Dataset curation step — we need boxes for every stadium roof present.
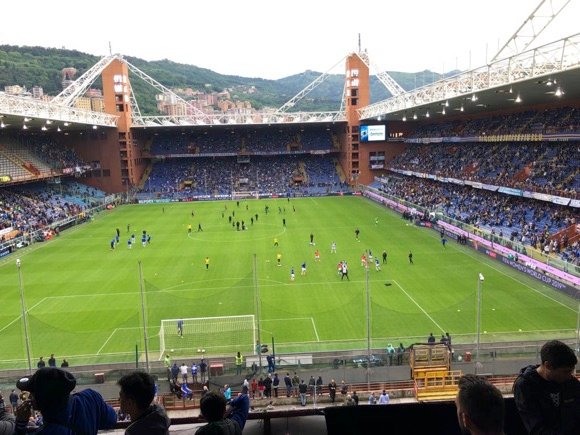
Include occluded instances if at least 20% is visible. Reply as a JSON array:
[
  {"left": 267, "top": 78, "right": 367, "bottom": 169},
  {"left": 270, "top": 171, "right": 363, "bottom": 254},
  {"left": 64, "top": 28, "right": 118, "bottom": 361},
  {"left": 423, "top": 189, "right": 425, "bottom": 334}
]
[{"left": 360, "top": 33, "right": 580, "bottom": 122}]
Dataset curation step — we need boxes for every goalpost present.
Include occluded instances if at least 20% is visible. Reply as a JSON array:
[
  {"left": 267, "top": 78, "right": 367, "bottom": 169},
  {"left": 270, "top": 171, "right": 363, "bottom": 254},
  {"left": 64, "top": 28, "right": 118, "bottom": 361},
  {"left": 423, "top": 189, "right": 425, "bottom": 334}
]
[
  {"left": 159, "top": 315, "right": 255, "bottom": 359},
  {"left": 231, "top": 191, "right": 259, "bottom": 200}
]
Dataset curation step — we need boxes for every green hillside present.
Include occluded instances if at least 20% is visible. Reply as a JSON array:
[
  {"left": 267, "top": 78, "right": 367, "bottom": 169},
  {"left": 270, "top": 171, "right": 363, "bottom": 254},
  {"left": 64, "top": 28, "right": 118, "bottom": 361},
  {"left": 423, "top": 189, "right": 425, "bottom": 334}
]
[{"left": 0, "top": 45, "right": 456, "bottom": 114}]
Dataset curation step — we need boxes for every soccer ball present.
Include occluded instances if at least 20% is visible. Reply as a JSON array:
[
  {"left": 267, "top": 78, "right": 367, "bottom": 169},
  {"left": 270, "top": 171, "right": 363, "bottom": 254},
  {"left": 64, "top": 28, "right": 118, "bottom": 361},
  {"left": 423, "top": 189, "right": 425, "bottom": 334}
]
[
  {"left": 201, "top": 349, "right": 206, "bottom": 353},
  {"left": 457, "top": 355, "right": 463, "bottom": 362},
  {"left": 197, "top": 348, "right": 201, "bottom": 353},
  {"left": 313, "top": 243, "right": 316, "bottom": 246}
]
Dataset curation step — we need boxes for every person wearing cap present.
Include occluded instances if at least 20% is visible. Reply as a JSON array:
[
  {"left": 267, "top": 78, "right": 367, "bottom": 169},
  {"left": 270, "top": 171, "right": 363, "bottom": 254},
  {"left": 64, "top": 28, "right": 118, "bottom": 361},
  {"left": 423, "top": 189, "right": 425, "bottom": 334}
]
[
  {"left": 117, "top": 371, "right": 170, "bottom": 434},
  {"left": 14, "top": 367, "right": 117, "bottom": 434}
]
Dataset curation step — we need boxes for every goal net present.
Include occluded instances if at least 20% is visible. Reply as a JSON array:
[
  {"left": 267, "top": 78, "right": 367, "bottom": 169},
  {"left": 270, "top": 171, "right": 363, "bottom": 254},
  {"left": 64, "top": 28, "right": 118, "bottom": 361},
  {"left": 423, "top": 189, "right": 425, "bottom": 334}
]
[
  {"left": 159, "top": 315, "right": 255, "bottom": 359},
  {"left": 232, "top": 191, "right": 259, "bottom": 200}
]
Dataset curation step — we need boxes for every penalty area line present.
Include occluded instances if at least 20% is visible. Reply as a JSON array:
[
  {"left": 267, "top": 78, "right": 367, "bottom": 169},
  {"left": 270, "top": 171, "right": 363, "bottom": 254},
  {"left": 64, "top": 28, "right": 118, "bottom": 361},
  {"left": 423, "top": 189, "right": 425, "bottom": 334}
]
[
  {"left": 311, "top": 317, "right": 320, "bottom": 342},
  {"left": 0, "top": 297, "right": 47, "bottom": 335},
  {"left": 97, "top": 328, "right": 118, "bottom": 355}
]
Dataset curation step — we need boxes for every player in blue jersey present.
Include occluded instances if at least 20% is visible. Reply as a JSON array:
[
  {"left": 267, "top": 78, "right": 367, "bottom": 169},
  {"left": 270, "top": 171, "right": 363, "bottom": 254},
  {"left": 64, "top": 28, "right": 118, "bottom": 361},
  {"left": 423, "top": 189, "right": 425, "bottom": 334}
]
[{"left": 177, "top": 319, "right": 184, "bottom": 337}]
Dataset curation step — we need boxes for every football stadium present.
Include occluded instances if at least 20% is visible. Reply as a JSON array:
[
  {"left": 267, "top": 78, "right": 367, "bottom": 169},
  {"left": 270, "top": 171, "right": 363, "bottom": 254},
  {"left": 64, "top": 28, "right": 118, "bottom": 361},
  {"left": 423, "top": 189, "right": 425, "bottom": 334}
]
[{"left": 1, "top": 4, "right": 579, "bottom": 434}]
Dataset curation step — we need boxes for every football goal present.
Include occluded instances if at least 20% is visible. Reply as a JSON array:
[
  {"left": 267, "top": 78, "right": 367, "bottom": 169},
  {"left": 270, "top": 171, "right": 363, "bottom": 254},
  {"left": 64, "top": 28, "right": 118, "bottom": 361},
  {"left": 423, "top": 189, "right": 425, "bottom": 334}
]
[{"left": 159, "top": 315, "right": 255, "bottom": 359}]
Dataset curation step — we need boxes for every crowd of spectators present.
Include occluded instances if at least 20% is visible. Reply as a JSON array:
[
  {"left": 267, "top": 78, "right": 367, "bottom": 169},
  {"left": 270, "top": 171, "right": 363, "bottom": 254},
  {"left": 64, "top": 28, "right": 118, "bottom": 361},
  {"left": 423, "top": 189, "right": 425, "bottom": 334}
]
[
  {"left": 149, "top": 127, "right": 335, "bottom": 155},
  {"left": 142, "top": 155, "right": 347, "bottom": 198},
  {"left": 389, "top": 142, "right": 579, "bottom": 198},
  {"left": 409, "top": 107, "right": 580, "bottom": 138},
  {"left": 1, "top": 134, "right": 87, "bottom": 174},
  {"left": 303, "top": 156, "right": 347, "bottom": 194},
  {"left": 377, "top": 175, "right": 578, "bottom": 265},
  {"left": 0, "top": 183, "right": 89, "bottom": 235}
]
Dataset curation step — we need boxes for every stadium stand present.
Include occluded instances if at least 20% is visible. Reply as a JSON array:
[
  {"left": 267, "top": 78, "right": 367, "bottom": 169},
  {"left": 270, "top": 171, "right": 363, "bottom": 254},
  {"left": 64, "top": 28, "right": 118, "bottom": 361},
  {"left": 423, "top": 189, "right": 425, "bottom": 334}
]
[
  {"left": 389, "top": 142, "right": 578, "bottom": 198},
  {"left": 408, "top": 107, "right": 580, "bottom": 138},
  {"left": 376, "top": 175, "right": 578, "bottom": 265}
]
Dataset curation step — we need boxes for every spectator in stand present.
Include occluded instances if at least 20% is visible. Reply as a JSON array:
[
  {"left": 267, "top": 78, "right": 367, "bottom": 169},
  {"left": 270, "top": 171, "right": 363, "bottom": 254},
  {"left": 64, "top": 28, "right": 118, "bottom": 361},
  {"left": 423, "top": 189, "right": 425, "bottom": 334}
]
[
  {"left": 513, "top": 340, "right": 580, "bottom": 434},
  {"left": 117, "top": 371, "right": 170, "bottom": 434},
  {"left": 298, "top": 380, "right": 308, "bottom": 406},
  {"left": 0, "top": 392, "right": 15, "bottom": 435},
  {"left": 456, "top": 374, "right": 505, "bottom": 435},
  {"left": 14, "top": 367, "right": 116, "bottom": 434},
  {"left": 378, "top": 390, "right": 390, "bottom": 404},
  {"left": 196, "top": 387, "right": 249, "bottom": 435}
]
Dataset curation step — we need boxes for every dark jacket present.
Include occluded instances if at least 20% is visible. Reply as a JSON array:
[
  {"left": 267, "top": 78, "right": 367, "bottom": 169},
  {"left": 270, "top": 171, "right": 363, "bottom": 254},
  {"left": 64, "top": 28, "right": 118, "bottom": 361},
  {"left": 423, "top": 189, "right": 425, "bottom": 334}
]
[
  {"left": 195, "top": 419, "right": 241, "bottom": 435},
  {"left": 125, "top": 404, "right": 170, "bottom": 435},
  {"left": 0, "top": 407, "right": 15, "bottom": 435},
  {"left": 15, "top": 389, "right": 116, "bottom": 435},
  {"left": 513, "top": 364, "right": 580, "bottom": 435}
]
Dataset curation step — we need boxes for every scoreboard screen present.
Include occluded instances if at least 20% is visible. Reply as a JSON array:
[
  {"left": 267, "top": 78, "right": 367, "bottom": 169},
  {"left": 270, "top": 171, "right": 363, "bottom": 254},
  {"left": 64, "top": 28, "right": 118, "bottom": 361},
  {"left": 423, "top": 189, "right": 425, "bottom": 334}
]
[{"left": 360, "top": 125, "right": 386, "bottom": 142}]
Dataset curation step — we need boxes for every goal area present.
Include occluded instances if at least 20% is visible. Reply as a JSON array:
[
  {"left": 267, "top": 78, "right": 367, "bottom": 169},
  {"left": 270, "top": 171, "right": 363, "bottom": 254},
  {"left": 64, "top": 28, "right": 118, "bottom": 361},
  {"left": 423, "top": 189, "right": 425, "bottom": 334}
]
[{"left": 159, "top": 315, "right": 255, "bottom": 359}]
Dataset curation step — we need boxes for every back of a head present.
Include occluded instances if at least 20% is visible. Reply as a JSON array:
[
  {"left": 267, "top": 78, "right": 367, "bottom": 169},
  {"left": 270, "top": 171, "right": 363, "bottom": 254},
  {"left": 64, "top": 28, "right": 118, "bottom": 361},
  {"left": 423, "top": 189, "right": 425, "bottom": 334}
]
[
  {"left": 117, "top": 371, "right": 155, "bottom": 411},
  {"left": 457, "top": 374, "right": 504, "bottom": 434},
  {"left": 540, "top": 340, "right": 577, "bottom": 369},
  {"left": 200, "top": 391, "right": 226, "bottom": 423}
]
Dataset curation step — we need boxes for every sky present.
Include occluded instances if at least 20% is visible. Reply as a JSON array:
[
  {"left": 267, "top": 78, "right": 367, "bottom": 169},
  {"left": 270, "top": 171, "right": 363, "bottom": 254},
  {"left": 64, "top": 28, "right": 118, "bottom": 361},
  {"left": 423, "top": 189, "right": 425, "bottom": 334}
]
[{"left": 1, "top": 0, "right": 579, "bottom": 80}]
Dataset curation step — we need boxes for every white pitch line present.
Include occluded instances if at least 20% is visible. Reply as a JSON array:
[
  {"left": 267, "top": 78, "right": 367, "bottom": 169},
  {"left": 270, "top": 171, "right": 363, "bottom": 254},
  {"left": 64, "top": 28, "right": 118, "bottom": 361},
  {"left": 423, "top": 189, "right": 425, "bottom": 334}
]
[
  {"left": 27, "top": 297, "right": 48, "bottom": 312},
  {"left": 311, "top": 317, "right": 320, "bottom": 342},
  {"left": 0, "top": 316, "right": 22, "bottom": 334},
  {"left": 97, "top": 328, "right": 118, "bottom": 355},
  {"left": 32, "top": 278, "right": 387, "bottom": 302},
  {"left": 0, "top": 297, "right": 48, "bottom": 334},
  {"left": 443, "top": 239, "right": 577, "bottom": 312},
  {"left": 392, "top": 280, "right": 445, "bottom": 333},
  {"left": 261, "top": 317, "right": 313, "bottom": 323}
]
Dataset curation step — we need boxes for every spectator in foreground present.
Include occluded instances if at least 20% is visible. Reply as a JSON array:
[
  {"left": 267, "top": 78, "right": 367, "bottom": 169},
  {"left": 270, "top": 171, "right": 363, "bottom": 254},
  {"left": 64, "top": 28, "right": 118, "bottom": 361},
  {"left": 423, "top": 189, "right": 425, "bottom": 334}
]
[
  {"left": 117, "top": 371, "right": 170, "bottom": 434},
  {"left": 0, "top": 392, "right": 15, "bottom": 435},
  {"left": 456, "top": 374, "right": 505, "bottom": 435},
  {"left": 196, "top": 387, "right": 249, "bottom": 434},
  {"left": 513, "top": 340, "right": 580, "bottom": 434},
  {"left": 14, "top": 367, "right": 117, "bottom": 434}
]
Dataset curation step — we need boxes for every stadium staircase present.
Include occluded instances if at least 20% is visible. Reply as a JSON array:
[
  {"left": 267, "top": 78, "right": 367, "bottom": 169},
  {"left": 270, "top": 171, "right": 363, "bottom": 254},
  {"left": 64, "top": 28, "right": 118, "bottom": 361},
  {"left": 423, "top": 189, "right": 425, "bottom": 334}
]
[
  {"left": 334, "top": 160, "right": 346, "bottom": 183},
  {"left": 4, "top": 142, "right": 53, "bottom": 177},
  {"left": 512, "top": 165, "right": 531, "bottom": 183},
  {"left": 137, "top": 162, "right": 153, "bottom": 190},
  {"left": 297, "top": 161, "right": 308, "bottom": 184},
  {"left": 462, "top": 162, "right": 478, "bottom": 177},
  {"left": 549, "top": 223, "right": 580, "bottom": 247},
  {"left": 0, "top": 144, "right": 36, "bottom": 178}
]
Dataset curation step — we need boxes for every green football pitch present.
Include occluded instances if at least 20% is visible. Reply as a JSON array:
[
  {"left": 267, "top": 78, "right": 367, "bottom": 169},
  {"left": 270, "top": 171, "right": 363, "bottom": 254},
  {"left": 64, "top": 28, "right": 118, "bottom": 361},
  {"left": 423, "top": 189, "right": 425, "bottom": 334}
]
[{"left": 0, "top": 196, "right": 576, "bottom": 369}]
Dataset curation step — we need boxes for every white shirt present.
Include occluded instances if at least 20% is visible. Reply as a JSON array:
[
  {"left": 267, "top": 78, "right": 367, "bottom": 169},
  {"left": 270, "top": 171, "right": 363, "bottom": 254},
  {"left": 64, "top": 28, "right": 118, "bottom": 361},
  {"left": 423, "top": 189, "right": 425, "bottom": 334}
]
[{"left": 379, "top": 393, "right": 389, "bottom": 404}]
